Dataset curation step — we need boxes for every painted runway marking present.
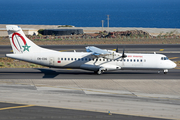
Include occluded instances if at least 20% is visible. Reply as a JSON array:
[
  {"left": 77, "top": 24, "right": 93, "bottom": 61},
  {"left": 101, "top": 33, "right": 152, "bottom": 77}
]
[
  {"left": 66, "top": 68, "right": 72, "bottom": 70},
  {"left": 175, "top": 67, "right": 180, "bottom": 69},
  {"left": 0, "top": 105, "right": 34, "bottom": 111},
  {"left": 169, "top": 57, "right": 179, "bottom": 60}
]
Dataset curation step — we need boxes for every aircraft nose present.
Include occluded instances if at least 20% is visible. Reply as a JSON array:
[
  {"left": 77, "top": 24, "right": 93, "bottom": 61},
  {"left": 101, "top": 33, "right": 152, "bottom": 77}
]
[{"left": 171, "top": 61, "right": 177, "bottom": 68}]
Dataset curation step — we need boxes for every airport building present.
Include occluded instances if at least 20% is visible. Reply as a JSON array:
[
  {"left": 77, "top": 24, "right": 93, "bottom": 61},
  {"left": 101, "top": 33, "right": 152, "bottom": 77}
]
[{"left": 43, "top": 29, "right": 83, "bottom": 36}]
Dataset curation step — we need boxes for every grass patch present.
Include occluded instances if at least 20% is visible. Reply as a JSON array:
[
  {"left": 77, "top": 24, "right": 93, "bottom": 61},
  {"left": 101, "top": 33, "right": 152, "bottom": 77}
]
[{"left": 0, "top": 57, "right": 47, "bottom": 68}]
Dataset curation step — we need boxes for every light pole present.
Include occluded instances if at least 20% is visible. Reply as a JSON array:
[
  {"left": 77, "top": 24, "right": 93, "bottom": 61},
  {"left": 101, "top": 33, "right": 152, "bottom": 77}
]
[{"left": 101, "top": 20, "right": 104, "bottom": 31}]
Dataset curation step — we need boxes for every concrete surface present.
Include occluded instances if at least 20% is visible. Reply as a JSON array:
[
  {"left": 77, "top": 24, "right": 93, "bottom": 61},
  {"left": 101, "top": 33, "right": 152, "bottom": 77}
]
[{"left": 0, "top": 79, "right": 180, "bottom": 119}]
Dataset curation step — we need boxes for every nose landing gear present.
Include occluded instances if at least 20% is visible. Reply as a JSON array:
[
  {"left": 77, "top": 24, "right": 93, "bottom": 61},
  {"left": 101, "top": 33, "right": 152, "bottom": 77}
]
[{"left": 164, "top": 69, "right": 168, "bottom": 74}]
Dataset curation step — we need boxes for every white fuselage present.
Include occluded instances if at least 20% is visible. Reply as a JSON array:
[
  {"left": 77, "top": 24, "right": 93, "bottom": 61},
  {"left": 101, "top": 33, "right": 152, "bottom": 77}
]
[
  {"left": 6, "top": 50, "right": 176, "bottom": 71},
  {"left": 5, "top": 25, "right": 176, "bottom": 74}
]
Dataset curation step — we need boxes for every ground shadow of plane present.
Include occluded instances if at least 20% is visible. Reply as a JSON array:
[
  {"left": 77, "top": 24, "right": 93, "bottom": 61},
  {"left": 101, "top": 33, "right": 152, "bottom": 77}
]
[
  {"left": 36, "top": 68, "right": 60, "bottom": 78},
  {"left": 0, "top": 68, "right": 178, "bottom": 79},
  {"left": 36, "top": 68, "right": 159, "bottom": 78}
]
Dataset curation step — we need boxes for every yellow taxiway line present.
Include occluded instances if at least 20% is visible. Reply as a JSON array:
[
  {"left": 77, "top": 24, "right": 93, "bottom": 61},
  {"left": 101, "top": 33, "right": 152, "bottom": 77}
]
[
  {"left": 0, "top": 105, "right": 34, "bottom": 111},
  {"left": 0, "top": 101, "right": 175, "bottom": 120},
  {"left": 169, "top": 57, "right": 179, "bottom": 60}
]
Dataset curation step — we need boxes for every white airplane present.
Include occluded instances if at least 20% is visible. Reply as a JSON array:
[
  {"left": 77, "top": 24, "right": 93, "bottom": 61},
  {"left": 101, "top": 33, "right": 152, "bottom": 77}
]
[{"left": 6, "top": 25, "right": 176, "bottom": 75}]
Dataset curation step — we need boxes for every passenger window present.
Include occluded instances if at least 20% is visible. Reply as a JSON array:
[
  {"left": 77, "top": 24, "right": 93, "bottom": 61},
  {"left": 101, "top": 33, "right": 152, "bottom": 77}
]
[
  {"left": 99, "top": 59, "right": 101, "bottom": 61},
  {"left": 140, "top": 59, "right": 142, "bottom": 62},
  {"left": 127, "top": 59, "right": 129, "bottom": 62},
  {"left": 61, "top": 58, "right": 63, "bottom": 60},
  {"left": 124, "top": 59, "right": 126, "bottom": 62},
  {"left": 78, "top": 58, "right": 80, "bottom": 61},
  {"left": 71, "top": 58, "right": 73, "bottom": 60},
  {"left": 85, "top": 58, "right": 87, "bottom": 61},
  {"left": 161, "top": 57, "right": 163, "bottom": 60},
  {"left": 134, "top": 59, "right": 136, "bottom": 62},
  {"left": 65, "top": 58, "right": 66, "bottom": 60},
  {"left": 68, "top": 58, "right": 70, "bottom": 60},
  {"left": 137, "top": 59, "right": 139, "bottom": 62},
  {"left": 89, "top": 58, "right": 91, "bottom": 61},
  {"left": 103, "top": 59, "right": 105, "bottom": 61},
  {"left": 75, "top": 58, "right": 76, "bottom": 60},
  {"left": 81, "top": 58, "right": 84, "bottom": 61}
]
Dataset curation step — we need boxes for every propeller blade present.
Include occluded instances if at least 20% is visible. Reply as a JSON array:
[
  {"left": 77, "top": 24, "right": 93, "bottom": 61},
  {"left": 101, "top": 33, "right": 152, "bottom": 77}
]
[
  {"left": 116, "top": 45, "right": 118, "bottom": 52},
  {"left": 122, "top": 47, "right": 127, "bottom": 58}
]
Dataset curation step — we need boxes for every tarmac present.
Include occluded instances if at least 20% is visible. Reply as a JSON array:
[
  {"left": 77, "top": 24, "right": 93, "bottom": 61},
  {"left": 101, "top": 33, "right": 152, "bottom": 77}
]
[
  {"left": 0, "top": 35, "right": 180, "bottom": 119},
  {"left": 0, "top": 79, "right": 180, "bottom": 119}
]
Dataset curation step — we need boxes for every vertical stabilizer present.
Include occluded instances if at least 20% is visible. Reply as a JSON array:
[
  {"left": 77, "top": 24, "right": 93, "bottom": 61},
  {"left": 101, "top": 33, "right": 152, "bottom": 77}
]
[{"left": 6, "top": 25, "right": 41, "bottom": 54}]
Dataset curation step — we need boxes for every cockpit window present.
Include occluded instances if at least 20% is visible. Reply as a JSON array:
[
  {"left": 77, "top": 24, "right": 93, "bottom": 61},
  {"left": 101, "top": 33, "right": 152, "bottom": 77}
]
[{"left": 161, "top": 57, "right": 168, "bottom": 60}]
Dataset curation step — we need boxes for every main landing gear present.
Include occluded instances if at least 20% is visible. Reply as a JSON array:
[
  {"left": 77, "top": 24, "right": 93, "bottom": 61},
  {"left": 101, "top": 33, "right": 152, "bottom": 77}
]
[
  {"left": 94, "top": 70, "right": 102, "bottom": 75},
  {"left": 94, "top": 68, "right": 105, "bottom": 75}
]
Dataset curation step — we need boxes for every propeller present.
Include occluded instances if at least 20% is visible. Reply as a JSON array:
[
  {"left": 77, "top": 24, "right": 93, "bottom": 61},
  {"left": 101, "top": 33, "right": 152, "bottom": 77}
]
[
  {"left": 111, "top": 46, "right": 127, "bottom": 60},
  {"left": 122, "top": 47, "right": 127, "bottom": 58},
  {"left": 116, "top": 45, "right": 118, "bottom": 52},
  {"left": 121, "top": 47, "right": 127, "bottom": 66}
]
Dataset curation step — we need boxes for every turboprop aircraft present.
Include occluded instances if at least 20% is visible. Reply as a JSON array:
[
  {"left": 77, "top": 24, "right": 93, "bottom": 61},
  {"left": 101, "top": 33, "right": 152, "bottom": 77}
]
[{"left": 6, "top": 25, "right": 176, "bottom": 75}]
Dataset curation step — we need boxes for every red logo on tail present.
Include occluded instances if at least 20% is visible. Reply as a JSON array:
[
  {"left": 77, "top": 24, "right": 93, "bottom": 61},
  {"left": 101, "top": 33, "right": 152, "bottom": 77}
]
[{"left": 12, "top": 33, "right": 27, "bottom": 52}]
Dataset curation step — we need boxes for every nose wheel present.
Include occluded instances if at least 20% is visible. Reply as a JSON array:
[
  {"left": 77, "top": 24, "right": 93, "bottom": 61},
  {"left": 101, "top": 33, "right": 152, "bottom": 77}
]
[{"left": 164, "top": 69, "right": 168, "bottom": 74}]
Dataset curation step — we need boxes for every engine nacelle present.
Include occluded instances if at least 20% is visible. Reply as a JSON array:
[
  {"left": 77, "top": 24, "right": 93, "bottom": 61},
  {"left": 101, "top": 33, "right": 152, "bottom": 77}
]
[
  {"left": 80, "top": 64, "right": 100, "bottom": 71},
  {"left": 100, "top": 65, "right": 121, "bottom": 71}
]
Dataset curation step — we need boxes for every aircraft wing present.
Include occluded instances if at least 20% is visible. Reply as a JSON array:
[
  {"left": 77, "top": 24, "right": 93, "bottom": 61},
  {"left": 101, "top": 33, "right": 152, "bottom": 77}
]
[{"left": 86, "top": 46, "right": 111, "bottom": 57}]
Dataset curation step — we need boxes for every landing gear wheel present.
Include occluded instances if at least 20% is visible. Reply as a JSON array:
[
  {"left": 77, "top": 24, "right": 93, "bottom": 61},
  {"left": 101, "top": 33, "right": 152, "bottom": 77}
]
[
  {"left": 164, "top": 69, "right": 168, "bottom": 74},
  {"left": 97, "top": 70, "right": 102, "bottom": 75}
]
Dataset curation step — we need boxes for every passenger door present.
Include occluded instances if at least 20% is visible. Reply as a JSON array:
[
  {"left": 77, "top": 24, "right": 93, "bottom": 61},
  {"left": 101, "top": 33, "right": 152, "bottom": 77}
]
[{"left": 49, "top": 57, "right": 54, "bottom": 66}]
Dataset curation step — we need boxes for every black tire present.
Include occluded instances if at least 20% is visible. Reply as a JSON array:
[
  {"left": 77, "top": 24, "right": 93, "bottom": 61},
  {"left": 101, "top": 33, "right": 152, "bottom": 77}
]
[{"left": 97, "top": 70, "right": 102, "bottom": 75}]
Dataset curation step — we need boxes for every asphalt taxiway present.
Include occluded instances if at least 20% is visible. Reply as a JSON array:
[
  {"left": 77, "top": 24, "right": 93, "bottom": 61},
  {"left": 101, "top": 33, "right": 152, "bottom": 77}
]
[
  {"left": 0, "top": 102, "right": 166, "bottom": 120},
  {"left": 0, "top": 68, "right": 180, "bottom": 79},
  {"left": 0, "top": 79, "right": 180, "bottom": 120},
  {"left": 0, "top": 44, "right": 180, "bottom": 120}
]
